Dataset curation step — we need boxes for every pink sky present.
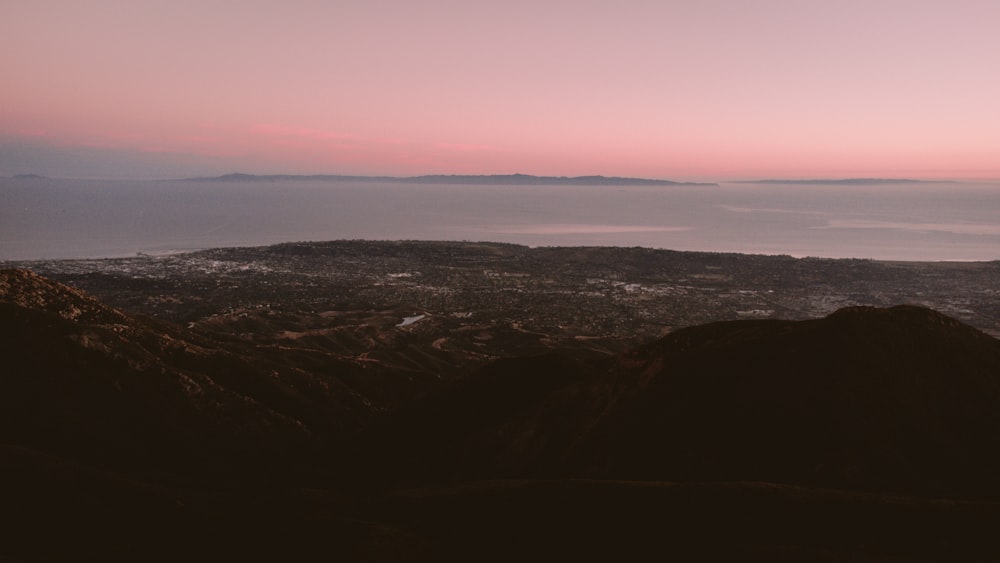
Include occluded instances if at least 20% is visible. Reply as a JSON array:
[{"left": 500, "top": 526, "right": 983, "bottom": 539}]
[{"left": 2, "top": 0, "right": 999, "bottom": 180}]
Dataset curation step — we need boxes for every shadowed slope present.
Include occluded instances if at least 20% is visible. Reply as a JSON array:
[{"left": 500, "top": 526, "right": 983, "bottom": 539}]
[
  {"left": 6, "top": 269, "right": 1000, "bottom": 561},
  {"left": 0, "top": 268, "right": 419, "bottom": 478},
  {"left": 575, "top": 305, "right": 1000, "bottom": 496},
  {"left": 360, "top": 305, "right": 1000, "bottom": 498}
]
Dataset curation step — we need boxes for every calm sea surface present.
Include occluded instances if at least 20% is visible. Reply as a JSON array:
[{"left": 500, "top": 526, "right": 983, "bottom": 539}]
[{"left": 2, "top": 178, "right": 999, "bottom": 262}]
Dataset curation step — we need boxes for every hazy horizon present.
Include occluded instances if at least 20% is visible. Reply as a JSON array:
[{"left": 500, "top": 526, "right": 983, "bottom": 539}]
[
  {"left": 3, "top": 176, "right": 998, "bottom": 263},
  {"left": 2, "top": 168, "right": 995, "bottom": 184},
  {"left": 3, "top": 2, "right": 997, "bottom": 261},
  {"left": 3, "top": 1, "right": 1000, "bottom": 180}
]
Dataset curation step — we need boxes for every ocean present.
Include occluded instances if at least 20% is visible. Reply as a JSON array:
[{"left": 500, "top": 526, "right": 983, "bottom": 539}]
[{"left": 2, "top": 177, "right": 998, "bottom": 262}]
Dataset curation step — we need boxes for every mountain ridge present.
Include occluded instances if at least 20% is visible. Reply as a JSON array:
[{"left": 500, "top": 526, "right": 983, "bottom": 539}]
[
  {"left": 177, "top": 172, "right": 715, "bottom": 186},
  {"left": 736, "top": 178, "right": 942, "bottom": 185}
]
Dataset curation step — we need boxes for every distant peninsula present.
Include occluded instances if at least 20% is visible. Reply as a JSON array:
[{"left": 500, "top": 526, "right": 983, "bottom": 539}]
[
  {"left": 178, "top": 173, "right": 714, "bottom": 186},
  {"left": 736, "top": 178, "right": 941, "bottom": 185}
]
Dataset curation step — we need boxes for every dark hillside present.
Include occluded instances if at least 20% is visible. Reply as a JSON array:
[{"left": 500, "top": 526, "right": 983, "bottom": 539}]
[
  {"left": 358, "top": 305, "right": 1000, "bottom": 499},
  {"left": 351, "top": 352, "right": 606, "bottom": 486},
  {"left": 0, "top": 269, "right": 426, "bottom": 480},
  {"left": 577, "top": 305, "right": 1000, "bottom": 496},
  {"left": 5, "top": 268, "right": 1000, "bottom": 561}
]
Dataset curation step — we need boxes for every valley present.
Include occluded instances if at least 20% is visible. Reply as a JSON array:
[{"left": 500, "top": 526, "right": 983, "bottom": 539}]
[{"left": 11, "top": 241, "right": 1000, "bottom": 372}]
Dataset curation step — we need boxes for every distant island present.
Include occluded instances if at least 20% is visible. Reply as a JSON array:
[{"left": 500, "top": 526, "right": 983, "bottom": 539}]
[
  {"left": 736, "top": 178, "right": 941, "bottom": 185},
  {"left": 9, "top": 174, "right": 48, "bottom": 180},
  {"left": 179, "top": 172, "right": 715, "bottom": 186}
]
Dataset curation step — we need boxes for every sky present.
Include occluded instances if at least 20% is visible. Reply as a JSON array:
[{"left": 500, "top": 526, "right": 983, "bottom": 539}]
[{"left": 2, "top": 0, "right": 1000, "bottom": 180}]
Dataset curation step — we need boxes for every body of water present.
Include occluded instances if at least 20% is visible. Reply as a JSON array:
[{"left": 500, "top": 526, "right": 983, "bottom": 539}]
[{"left": 2, "top": 178, "right": 998, "bottom": 262}]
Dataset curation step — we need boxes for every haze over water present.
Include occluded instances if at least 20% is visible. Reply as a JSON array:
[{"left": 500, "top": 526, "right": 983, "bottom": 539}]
[{"left": 2, "top": 178, "right": 998, "bottom": 262}]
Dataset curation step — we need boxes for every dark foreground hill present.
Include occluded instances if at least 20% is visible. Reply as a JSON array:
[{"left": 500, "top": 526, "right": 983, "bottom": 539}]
[
  {"left": 0, "top": 269, "right": 438, "bottom": 479},
  {"left": 3, "top": 269, "right": 1000, "bottom": 562},
  {"left": 358, "top": 306, "right": 1000, "bottom": 498}
]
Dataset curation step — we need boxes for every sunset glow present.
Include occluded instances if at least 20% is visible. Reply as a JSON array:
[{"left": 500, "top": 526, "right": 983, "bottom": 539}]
[{"left": 3, "top": 1, "right": 999, "bottom": 180}]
